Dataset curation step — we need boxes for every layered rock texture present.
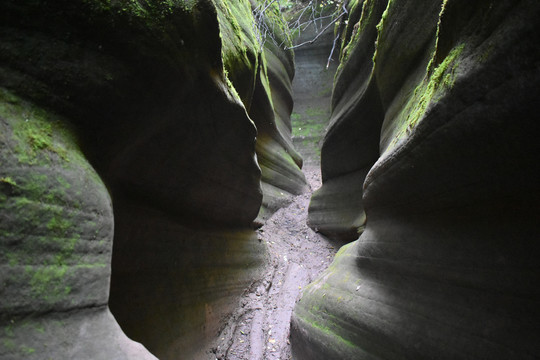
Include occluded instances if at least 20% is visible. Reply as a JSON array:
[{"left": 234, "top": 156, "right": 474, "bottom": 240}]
[
  {"left": 0, "top": 1, "right": 305, "bottom": 359},
  {"left": 0, "top": 91, "right": 156, "bottom": 359},
  {"left": 290, "top": 10, "right": 338, "bottom": 167},
  {"left": 307, "top": 0, "right": 388, "bottom": 241},
  {"left": 294, "top": 0, "right": 540, "bottom": 358}
]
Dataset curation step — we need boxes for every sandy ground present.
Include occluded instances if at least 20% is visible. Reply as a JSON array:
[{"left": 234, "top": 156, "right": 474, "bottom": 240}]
[{"left": 210, "top": 164, "right": 341, "bottom": 360}]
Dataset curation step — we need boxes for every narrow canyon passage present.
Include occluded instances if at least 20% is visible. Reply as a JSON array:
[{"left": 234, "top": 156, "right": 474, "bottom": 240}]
[
  {"left": 3, "top": 2, "right": 539, "bottom": 359},
  {"left": 211, "top": 23, "right": 340, "bottom": 360},
  {"left": 212, "top": 166, "right": 339, "bottom": 360}
]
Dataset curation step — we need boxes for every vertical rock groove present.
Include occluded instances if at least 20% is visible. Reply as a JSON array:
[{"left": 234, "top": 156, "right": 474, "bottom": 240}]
[
  {"left": 292, "top": 0, "right": 540, "bottom": 359},
  {"left": 0, "top": 1, "right": 306, "bottom": 359}
]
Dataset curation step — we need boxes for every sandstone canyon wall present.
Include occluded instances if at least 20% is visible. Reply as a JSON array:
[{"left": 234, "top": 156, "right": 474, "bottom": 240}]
[
  {"left": 293, "top": 0, "right": 540, "bottom": 358},
  {"left": 0, "top": 1, "right": 305, "bottom": 359}
]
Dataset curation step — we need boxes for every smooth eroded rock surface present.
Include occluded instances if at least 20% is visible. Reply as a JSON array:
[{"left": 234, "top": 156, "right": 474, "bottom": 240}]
[
  {"left": 307, "top": 0, "right": 388, "bottom": 241},
  {"left": 293, "top": 0, "right": 540, "bottom": 358},
  {"left": 0, "top": 90, "right": 155, "bottom": 359},
  {"left": 1, "top": 1, "right": 305, "bottom": 359}
]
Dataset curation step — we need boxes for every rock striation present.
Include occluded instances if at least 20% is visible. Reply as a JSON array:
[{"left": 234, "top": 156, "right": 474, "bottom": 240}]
[
  {"left": 0, "top": 1, "right": 305, "bottom": 359},
  {"left": 307, "top": 0, "right": 389, "bottom": 241},
  {"left": 0, "top": 90, "right": 156, "bottom": 360},
  {"left": 293, "top": 0, "right": 540, "bottom": 358},
  {"left": 290, "top": 8, "right": 338, "bottom": 168}
]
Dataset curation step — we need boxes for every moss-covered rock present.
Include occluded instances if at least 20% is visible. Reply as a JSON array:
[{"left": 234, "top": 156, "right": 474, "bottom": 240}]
[
  {"left": 308, "top": 0, "right": 388, "bottom": 240},
  {"left": 219, "top": 0, "right": 308, "bottom": 223},
  {"left": 289, "top": 2, "right": 339, "bottom": 167},
  {"left": 0, "top": 89, "right": 155, "bottom": 359},
  {"left": 0, "top": 0, "right": 305, "bottom": 358},
  {"left": 294, "top": 0, "right": 540, "bottom": 358}
]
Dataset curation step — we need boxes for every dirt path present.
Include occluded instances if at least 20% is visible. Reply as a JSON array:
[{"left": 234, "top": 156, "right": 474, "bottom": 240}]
[
  {"left": 210, "top": 18, "right": 339, "bottom": 360},
  {"left": 211, "top": 164, "right": 340, "bottom": 360}
]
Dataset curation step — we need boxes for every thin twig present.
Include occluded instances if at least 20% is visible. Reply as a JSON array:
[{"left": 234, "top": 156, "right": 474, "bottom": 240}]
[
  {"left": 284, "top": 10, "right": 346, "bottom": 50},
  {"left": 326, "top": 33, "right": 339, "bottom": 69},
  {"left": 254, "top": 0, "right": 348, "bottom": 55},
  {"left": 326, "top": 4, "right": 348, "bottom": 68}
]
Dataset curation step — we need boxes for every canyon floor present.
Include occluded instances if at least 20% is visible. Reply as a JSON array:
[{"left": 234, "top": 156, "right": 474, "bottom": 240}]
[{"left": 211, "top": 163, "right": 342, "bottom": 360}]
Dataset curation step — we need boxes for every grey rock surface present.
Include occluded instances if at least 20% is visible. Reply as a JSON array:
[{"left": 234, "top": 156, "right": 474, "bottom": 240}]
[
  {"left": 292, "top": 0, "right": 540, "bottom": 358},
  {"left": 0, "top": 1, "right": 305, "bottom": 359}
]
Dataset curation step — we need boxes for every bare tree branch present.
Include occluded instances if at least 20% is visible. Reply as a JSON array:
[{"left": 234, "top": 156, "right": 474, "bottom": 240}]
[
  {"left": 284, "top": 8, "right": 345, "bottom": 50},
  {"left": 253, "top": 0, "right": 348, "bottom": 60}
]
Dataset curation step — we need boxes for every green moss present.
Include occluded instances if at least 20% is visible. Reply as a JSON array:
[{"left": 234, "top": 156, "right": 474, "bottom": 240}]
[
  {"left": 302, "top": 315, "right": 358, "bottom": 349},
  {"left": 0, "top": 90, "right": 73, "bottom": 166},
  {"left": 3, "top": 339, "right": 15, "bottom": 351},
  {"left": 0, "top": 89, "right": 111, "bottom": 305},
  {"left": 26, "top": 264, "right": 71, "bottom": 302},
  {"left": 4, "top": 188, "right": 88, "bottom": 302},
  {"left": 389, "top": 43, "right": 465, "bottom": 148},
  {"left": 46, "top": 216, "right": 71, "bottom": 235},
  {"left": 258, "top": 55, "right": 276, "bottom": 111},
  {"left": 338, "top": 0, "right": 362, "bottom": 60},
  {"left": 6, "top": 252, "right": 18, "bottom": 267},
  {"left": 375, "top": 0, "right": 391, "bottom": 31},
  {"left": 336, "top": 0, "right": 379, "bottom": 79},
  {"left": 295, "top": 123, "right": 325, "bottom": 137},
  {"left": 282, "top": 147, "right": 298, "bottom": 168},
  {"left": 1, "top": 89, "right": 104, "bottom": 189},
  {"left": 20, "top": 345, "right": 36, "bottom": 354},
  {"left": 477, "top": 43, "right": 494, "bottom": 63},
  {"left": 4, "top": 324, "right": 14, "bottom": 337},
  {"left": 372, "top": 0, "right": 395, "bottom": 65},
  {"left": 291, "top": 105, "right": 326, "bottom": 158},
  {"left": 292, "top": 105, "right": 328, "bottom": 139},
  {"left": 317, "top": 85, "right": 332, "bottom": 97},
  {"left": 12, "top": 114, "right": 68, "bottom": 165},
  {"left": 0, "top": 176, "right": 17, "bottom": 186},
  {"left": 75, "top": 263, "right": 107, "bottom": 269},
  {"left": 56, "top": 176, "right": 71, "bottom": 190},
  {"left": 13, "top": 197, "right": 32, "bottom": 210},
  {"left": 19, "top": 174, "right": 48, "bottom": 199},
  {"left": 82, "top": 0, "right": 194, "bottom": 29},
  {"left": 214, "top": 0, "right": 257, "bottom": 66},
  {"left": 305, "top": 107, "right": 327, "bottom": 118},
  {"left": 258, "top": 0, "right": 293, "bottom": 48},
  {"left": 32, "top": 324, "right": 46, "bottom": 334},
  {"left": 213, "top": 0, "right": 261, "bottom": 104}
]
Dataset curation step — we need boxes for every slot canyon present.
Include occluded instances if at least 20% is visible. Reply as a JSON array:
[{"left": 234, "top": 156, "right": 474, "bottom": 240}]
[{"left": 1, "top": 1, "right": 539, "bottom": 359}]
